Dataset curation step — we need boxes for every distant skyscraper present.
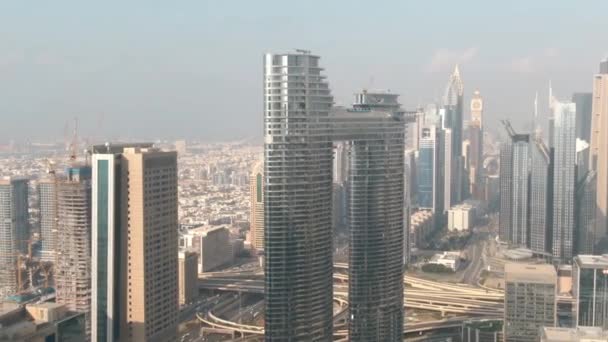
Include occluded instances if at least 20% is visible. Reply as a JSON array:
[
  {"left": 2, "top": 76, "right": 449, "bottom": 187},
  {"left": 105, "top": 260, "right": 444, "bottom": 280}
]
[
  {"left": 443, "top": 127, "right": 453, "bottom": 212},
  {"left": 443, "top": 66, "right": 465, "bottom": 204},
  {"left": 499, "top": 141, "right": 513, "bottom": 243},
  {"left": 552, "top": 101, "right": 577, "bottom": 263},
  {"left": 263, "top": 51, "right": 335, "bottom": 341},
  {"left": 511, "top": 134, "right": 530, "bottom": 247},
  {"left": 530, "top": 137, "right": 552, "bottom": 255},
  {"left": 468, "top": 90, "right": 484, "bottom": 199},
  {"left": 504, "top": 263, "right": 557, "bottom": 342},
  {"left": 589, "top": 60, "right": 608, "bottom": 250},
  {"left": 54, "top": 166, "right": 92, "bottom": 338},
  {"left": 572, "top": 93, "right": 592, "bottom": 142},
  {"left": 92, "top": 144, "right": 178, "bottom": 342},
  {"left": 573, "top": 255, "right": 608, "bottom": 328},
  {"left": 417, "top": 125, "right": 441, "bottom": 212},
  {"left": 249, "top": 161, "right": 264, "bottom": 251},
  {"left": 576, "top": 171, "right": 597, "bottom": 254},
  {"left": 38, "top": 178, "right": 56, "bottom": 262},
  {"left": 499, "top": 122, "right": 530, "bottom": 247},
  {"left": 601, "top": 58, "right": 608, "bottom": 74},
  {"left": 0, "top": 177, "right": 28, "bottom": 297}
]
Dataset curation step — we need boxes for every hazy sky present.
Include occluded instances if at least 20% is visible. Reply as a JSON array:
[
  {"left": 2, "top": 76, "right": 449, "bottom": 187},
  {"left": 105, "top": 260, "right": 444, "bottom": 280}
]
[{"left": 0, "top": 1, "right": 606, "bottom": 143}]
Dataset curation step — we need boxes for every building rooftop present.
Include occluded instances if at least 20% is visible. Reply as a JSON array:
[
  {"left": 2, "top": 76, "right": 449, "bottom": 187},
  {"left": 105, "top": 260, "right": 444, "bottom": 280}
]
[
  {"left": 541, "top": 326, "right": 608, "bottom": 341},
  {"left": 574, "top": 254, "right": 608, "bottom": 268},
  {"left": 505, "top": 263, "right": 556, "bottom": 284}
]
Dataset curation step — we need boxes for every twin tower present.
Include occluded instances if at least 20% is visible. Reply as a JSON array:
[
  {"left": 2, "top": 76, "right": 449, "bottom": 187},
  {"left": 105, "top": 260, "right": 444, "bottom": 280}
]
[{"left": 263, "top": 51, "right": 406, "bottom": 341}]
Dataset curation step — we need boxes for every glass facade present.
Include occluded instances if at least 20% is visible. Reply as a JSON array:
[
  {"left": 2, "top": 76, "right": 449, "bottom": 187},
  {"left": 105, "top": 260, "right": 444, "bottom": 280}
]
[
  {"left": 417, "top": 146, "right": 434, "bottom": 209},
  {"left": 574, "top": 257, "right": 608, "bottom": 328},
  {"left": 95, "top": 159, "right": 109, "bottom": 342}
]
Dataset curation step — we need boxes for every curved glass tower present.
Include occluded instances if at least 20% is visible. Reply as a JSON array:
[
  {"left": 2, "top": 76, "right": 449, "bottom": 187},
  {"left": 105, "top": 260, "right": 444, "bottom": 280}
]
[
  {"left": 333, "top": 108, "right": 405, "bottom": 341},
  {"left": 263, "top": 51, "right": 334, "bottom": 341}
]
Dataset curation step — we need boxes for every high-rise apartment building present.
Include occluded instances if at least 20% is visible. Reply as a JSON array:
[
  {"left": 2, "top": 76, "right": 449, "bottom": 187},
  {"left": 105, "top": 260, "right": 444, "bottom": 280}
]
[
  {"left": 178, "top": 251, "right": 198, "bottom": 306},
  {"left": 263, "top": 51, "right": 405, "bottom": 341},
  {"left": 263, "top": 51, "right": 335, "bottom": 341},
  {"left": 0, "top": 177, "right": 29, "bottom": 298},
  {"left": 92, "top": 144, "right": 178, "bottom": 342},
  {"left": 332, "top": 105, "right": 405, "bottom": 341},
  {"left": 573, "top": 255, "right": 608, "bottom": 328},
  {"left": 443, "top": 127, "right": 453, "bottom": 212},
  {"left": 530, "top": 137, "right": 552, "bottom": 255},
  {"left": 38, "top": 179, "right": 56, "bottom": 262},
  {"left": 54, "top": 166, "right": 93, "bottom": 338},
  {"left": 552, "top": 101, "right": 577, "bottom": 263},
  {"left": 504, "top": 263, "right": 557, "bottom": 342},
  {"left": 589, "top": 59, "right": 608, "bottom": 250},
  {"left": 248, "top": 162, "right": 264, "bottom": 251}
]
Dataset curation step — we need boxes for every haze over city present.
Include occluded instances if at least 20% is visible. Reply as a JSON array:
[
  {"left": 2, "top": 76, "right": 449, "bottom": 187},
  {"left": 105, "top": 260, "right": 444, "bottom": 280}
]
[
  {"left": 2, "top": 2, "right": 608, "bottom": 342},
  {"left": 1, "top": 1, "right": 607, "bottom": 142}
]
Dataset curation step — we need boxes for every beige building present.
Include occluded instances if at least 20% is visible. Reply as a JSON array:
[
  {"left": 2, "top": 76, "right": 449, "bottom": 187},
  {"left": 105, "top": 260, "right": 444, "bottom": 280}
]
[
  {"left": 249, "top": 162, "right": 264, "bottom": 251},
  {"left": 92, "top": 145, "right": 178, "bottom": 342},
  {"left": 181, "top": 225, "right": 233, "bottom": 273},
  {"left": 178, "top": 251, "right": 198, "bottom": 306},
  {"left": 590, "top": 59, "right": 608, "bottom": 247},
  {"left": 120, "top": 148, "right": 178, "bottom": 342}
]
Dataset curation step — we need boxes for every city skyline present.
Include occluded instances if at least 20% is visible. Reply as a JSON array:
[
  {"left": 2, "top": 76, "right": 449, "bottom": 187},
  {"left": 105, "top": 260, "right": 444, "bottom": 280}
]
[{"left": 1, "top": 2, "right": 607, "bottom": 142}]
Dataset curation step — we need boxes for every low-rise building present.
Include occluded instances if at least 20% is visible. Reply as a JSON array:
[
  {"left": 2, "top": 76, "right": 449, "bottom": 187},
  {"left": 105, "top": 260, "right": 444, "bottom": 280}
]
[
  {"left": 428, "top": 251, "right": 462, "bottom": 271},
  {"left": 504, "top": 263, "right": 557, "bottom": 342},
  {"left": 447, "top": 203, "right": 476, "bottom": 231},
  {"left": 181, "top": 225, "right": 233, "bottom": 272},
  {"left": 0, "top": 302, "right": 85, "bottom": 341},
  {"left": 178, "top": 251, "right": 199, "bottom": 306},
  {"left": 410, "top": 210, "right": 434, "bottom": 248},
  {"left": 541, "top": 326, "right": 608, "bottom": 341}
]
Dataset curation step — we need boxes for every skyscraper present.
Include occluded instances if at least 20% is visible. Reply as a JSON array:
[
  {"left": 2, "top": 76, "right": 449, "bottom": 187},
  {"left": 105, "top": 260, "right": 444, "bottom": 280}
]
[
  {"left": 499, "top": 141, "right": 513, "bottom": 243},
  {"left": 576, "top": 171, "right": 597, "bottom": 254},
  {"left": 92, "top": 144, "right": 178, "bottom": 342},
  {"left": 572, "top": 92, "right": 592, "bottom": 142},
  {"left": 38, "top": 179, "right": 56, "bottom": 262},
  {"left": 248, "top": 161, "right": 264, "bottom": 252},
  {"left": 552, "top": 101, "right": 577, "bottom": 263},
  {"left": 504, "top": 263, "right": 557, "bottom": 342},
  {"left": 0, "top": 177, "right": 28, "bottom": 297},
  {"left": 468, "top": 90, "right": 484, "bottom": 199},
  {"left": 333, "top": 103, "right": 405, "bottom": 341},
  {"left": 443, "top": 66, "right": 465, "bottom": 204},
  {"left": 573, "top": 255, "right": 608, "bottom": 328},
  {"left": 263, "top": 51, "right": 335, "bottom": 341},
  {"left": 530, "top": 137, "right": 552, "bottom": 255},
  {"left": 511, "top": 134, "right": 530, "bottom": 247},
  {"left": 263, "top": 51, "right": 405, "bottom": 340},
  {"left": 54, "top": 166, "right": 93, "bottom": 338},
  {"left": 498, "top": 121, "right": 530, "bottom": 247},
  {"left": 589, "top": 59, "right": 608, "bottom": 250},
  {"left": 417, "top": 125, "right": 440, "bottom": 212}
]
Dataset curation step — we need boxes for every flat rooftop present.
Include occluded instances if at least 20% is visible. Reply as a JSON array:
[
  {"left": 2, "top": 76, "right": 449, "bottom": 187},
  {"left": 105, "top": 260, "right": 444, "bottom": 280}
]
[
  {"left": 505, "top": 263, "right": 556, "bottom": 284},
  {"left": 574, "top": 254, "right": 608, "bottom": 268},
  {"left": 541, "top": 326, "right": 608, "bottom": 341}
]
